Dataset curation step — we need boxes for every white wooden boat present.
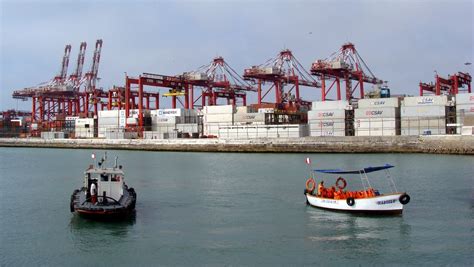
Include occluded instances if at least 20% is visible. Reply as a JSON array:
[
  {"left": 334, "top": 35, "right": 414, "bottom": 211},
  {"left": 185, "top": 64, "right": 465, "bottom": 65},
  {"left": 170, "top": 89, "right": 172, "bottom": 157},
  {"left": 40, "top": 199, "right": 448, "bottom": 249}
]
[{"left": 304, "top": 164, "right": 410, "bottom": 215}]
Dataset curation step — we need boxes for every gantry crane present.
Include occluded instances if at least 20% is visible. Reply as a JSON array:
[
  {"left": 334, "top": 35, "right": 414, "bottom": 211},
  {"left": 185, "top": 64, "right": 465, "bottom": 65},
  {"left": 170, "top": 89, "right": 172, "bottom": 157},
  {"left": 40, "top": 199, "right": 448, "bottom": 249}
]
[
  {"left": 310, "top": 42, "right": 383, "bottom": 101},
  {"left": 183, "top": 56, "right": 256, "bottom": 109},
  {"left": 419, "top": 72, "right": 471, "bottom": 96},
  {"left": 10, "top": 40, "right": 127, "bottom": 132},
  {"left": 243, "top": 49, "right": 319, "bottom": 109}
]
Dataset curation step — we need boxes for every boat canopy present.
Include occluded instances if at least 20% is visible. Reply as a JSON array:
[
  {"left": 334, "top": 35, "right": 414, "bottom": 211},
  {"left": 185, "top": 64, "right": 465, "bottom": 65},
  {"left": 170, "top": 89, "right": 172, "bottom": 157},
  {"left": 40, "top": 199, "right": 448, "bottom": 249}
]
[{"left": 314, "top": 164, "right": 394, "bottom": 174}]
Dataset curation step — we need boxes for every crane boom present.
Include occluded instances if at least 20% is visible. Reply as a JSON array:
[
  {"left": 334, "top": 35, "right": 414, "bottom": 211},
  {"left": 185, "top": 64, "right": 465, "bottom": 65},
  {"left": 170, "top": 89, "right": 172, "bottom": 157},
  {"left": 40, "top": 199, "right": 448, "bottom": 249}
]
[{"left": 55, "top": 44, "right": 71, "bottom": 83}]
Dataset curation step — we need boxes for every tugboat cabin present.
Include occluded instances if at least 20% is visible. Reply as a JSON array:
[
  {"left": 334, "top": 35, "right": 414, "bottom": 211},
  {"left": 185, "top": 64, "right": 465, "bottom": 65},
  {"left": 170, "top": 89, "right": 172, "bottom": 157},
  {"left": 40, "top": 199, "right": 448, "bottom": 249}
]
[{"left": 84, "top": 165, "right": 125, "bottom": 203}]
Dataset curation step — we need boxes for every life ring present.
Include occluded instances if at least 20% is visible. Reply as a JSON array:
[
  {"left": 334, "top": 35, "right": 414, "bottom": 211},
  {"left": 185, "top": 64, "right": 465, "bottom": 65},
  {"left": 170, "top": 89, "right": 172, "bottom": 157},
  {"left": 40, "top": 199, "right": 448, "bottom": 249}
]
[
  {"left": 305, "top": 178, "right": 316, "bottom": 193},
  {"left": 346, "top": 197, "right": 355, "bottom": 206},
  {"left": 399, "top": 193, "right": 410, "bottom": 205},
  {"left": 336, "top": 177, "right": 347, "bottom": 190}
]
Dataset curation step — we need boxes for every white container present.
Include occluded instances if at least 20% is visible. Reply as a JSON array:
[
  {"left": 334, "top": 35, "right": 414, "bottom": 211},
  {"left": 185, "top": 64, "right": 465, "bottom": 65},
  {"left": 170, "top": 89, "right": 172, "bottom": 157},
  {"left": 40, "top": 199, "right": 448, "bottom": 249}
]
[
  {"left": 204, "top": 114, "right": 234, "bottom": 123},
  {"left": 152, "top": 116, "right": 177, "bottom": 124},
  {"left": 176, "top": 123, "right": 198, "bottom": 133},
  {"left": 236, "top": 106, "right": 251, "bottom": 114},
  {"left": 308, "top": 109, "right": 347, "bottom": 120},
  {"left": 203, "top": 105, "right": 235, "bottom": 114},
  {"left": 355, "top": 107, "right": 400, "bottom": 118},
  {"left": 75, "top": 118, "right": 95, "bottom": 127},
  {"left": 126, "top": 118, "right": 138, "bottom": 125},
  {"left": 355, "top": 129, "right": 398, "bottom": 136},
  {"left": 358, "top": 98, "right": 400, "bottom": 108},
  {"left": 455, "top": 93, "right": 474, "bottom": 105},
  {"left": 401, "top": 118, "right": 445, "bottom": 128},
  {"left": 309, "top": 121, "right": 346, "bottom": 131},
  {"left": 258, "top": 108, "right": 275, "bottom": 114},
  {"left": 98, "top": 110, "right": 120, "bottom": 118},
  {"left": 234, "top": 113, "right": 265, "bottom": 123},
  {"left": 461, "top": 126, "right": 474, "bottom": 135},
  {"left": 311, "top": 100, "right": 350, "bottom": 111},
  {"left": 456, "top": 104, "right": 474, "bottom": 115},
  {"left": 150, "top": 108, "right": 182, "bottom": 117},
  {"left": 355, "top": 119, "right": 398, "bottom": 129},
  {"left": 402, "top": 95, "right": 448, "bottom": 106},
  {"left": 310, "top": 130, "right": 346, "bottom": 137},
  {"left": 401, "top": 128, "right": 446, "bottom": 136},
  {"left": 401, "top": 106, "right": 446, "bottom": 117}
]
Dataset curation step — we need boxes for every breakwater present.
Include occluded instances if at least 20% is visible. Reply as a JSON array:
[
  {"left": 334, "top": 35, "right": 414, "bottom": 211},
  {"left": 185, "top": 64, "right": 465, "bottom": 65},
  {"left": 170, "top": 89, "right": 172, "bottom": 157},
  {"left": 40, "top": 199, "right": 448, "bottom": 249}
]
[{"left": 1, "top": 136, "right": 473, "bottom": 154}]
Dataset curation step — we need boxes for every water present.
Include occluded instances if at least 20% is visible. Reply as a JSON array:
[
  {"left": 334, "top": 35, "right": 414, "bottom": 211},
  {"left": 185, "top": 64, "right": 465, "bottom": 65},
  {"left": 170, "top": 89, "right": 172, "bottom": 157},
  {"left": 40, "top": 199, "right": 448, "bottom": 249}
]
[{"left": 0, "top": 148, "right": 472, "bottom": 265}]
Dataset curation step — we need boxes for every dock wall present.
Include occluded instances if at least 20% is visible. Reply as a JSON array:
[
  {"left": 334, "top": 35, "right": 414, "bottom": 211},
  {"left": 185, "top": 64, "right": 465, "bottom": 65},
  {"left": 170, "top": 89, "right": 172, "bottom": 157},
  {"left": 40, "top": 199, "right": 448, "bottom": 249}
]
[{"left": 0, "top": 136, "right": 473, "bottom": 155}]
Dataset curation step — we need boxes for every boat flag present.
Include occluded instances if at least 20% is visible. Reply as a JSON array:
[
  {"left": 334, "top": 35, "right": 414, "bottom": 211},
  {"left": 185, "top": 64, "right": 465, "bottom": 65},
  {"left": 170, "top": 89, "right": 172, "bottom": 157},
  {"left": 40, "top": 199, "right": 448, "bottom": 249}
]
[
  {"left": 305, "top": 157, "right": 311, "bottom": 165},
  {"left": 91, "top": 153, "right": 96, "bottom": 159}
]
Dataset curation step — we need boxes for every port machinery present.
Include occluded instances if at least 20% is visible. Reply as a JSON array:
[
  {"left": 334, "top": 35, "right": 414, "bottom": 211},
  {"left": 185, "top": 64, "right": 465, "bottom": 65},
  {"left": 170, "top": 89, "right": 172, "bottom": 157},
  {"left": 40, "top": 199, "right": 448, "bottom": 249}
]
[
  {"left": 12, "top": 40, "right": 105, "bottom": 127},
  {"left": 310, "top": 42, "right": 383, "bottom": 101},
  {"left": 11, "top": 40, "right": 158, "bottom": 132},
  {"left": 419, "top": 72, "right": 472, "bottom": 96},
  {"left": 243, "top": 49, "right": 320, "bottom": 110},
  {"left": 125, "top": 56, "right": 256, "bottom": 130}
]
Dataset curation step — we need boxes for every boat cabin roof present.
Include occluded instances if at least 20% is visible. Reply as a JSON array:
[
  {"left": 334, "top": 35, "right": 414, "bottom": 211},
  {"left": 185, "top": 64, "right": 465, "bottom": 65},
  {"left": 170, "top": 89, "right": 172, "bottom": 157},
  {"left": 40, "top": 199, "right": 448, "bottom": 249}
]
[
  {"left": 85, "top": 167, "right": 124, "bottom": 176},
  {"left": 314, "top": 164, "right": 394, "bottom": 174}
]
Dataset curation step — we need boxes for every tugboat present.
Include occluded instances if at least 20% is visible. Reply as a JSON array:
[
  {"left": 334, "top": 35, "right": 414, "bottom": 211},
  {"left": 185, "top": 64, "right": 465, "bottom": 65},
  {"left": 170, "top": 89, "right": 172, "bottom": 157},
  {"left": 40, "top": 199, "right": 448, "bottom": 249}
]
[
  {"left": 304, "top": 160, "right": 410, "bottom": 215},
  {"left": 70, "top": 153, "right": 137, "bottom": 219}
]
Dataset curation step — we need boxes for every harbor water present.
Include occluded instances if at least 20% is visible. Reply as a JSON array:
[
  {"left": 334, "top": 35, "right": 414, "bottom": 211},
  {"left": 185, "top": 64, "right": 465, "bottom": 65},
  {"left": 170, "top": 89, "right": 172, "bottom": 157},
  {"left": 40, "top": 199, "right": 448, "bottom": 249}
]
[{"left": 0, "top": 148, "right": 472, "bottom": 265}]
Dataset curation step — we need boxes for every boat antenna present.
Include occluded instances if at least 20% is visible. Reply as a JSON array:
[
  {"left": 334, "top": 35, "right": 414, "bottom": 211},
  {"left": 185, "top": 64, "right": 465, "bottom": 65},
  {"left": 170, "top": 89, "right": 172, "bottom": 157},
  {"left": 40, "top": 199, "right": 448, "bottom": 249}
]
[
  {"left": 305, "top": 157, "right": 314, "bottom": 179},
  {"left": 114, "top": 156, "right": 118, "bottom": 169},
  {"left": 91, "top": 153, "right": 96, "bottom": 167}
]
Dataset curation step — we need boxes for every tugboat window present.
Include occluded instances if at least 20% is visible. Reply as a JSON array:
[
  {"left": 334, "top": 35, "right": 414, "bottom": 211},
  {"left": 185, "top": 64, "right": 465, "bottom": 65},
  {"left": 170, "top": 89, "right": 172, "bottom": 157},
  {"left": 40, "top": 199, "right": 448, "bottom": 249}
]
[{"left": 100, "top": 174, "right": 109, "bottom": 181}]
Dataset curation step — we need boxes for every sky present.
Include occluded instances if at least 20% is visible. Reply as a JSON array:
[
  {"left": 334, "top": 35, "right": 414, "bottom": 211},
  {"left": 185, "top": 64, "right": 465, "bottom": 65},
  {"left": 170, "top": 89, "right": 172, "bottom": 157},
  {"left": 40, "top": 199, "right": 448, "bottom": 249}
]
[{"left": 0, "top": 0, "right": 473, "bottom": 110}]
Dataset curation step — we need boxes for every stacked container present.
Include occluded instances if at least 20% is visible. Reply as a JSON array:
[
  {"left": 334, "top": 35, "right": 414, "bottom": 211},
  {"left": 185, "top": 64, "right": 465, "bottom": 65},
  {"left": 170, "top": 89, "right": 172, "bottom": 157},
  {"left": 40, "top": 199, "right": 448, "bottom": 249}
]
[
  {"left": 218, "top": 124, "right": 308, "bottom": 139},
  {"left": 455, "top": 93, "right": 474, "bottom": 135},
  {"left": 355, "top": 98, "right": 400, "bottom": 136},
  {"left": 308, "top": 100, "right": 352, "bottom": 136},
  {"left": 202, "top": 105, "right": 235, "bottom": 136},
  {"left": 75, "top": 118, "right": 96, "bottom": 138},
  {"left": 150, "top": 108, "right": 198, "bottom": 137},
  {"left": 401, "top": 95, "right": 448, "bottom": 135},
  {"left": 98, "top": 110, "right": 125, "bottom": 138}
]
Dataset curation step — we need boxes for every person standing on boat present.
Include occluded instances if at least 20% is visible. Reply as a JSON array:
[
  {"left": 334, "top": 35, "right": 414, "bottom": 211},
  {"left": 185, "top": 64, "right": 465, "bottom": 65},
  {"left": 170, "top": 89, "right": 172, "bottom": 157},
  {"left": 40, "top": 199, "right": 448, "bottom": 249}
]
[
  {"left": 317, "top": 181, "right": 324, "bottom": 197},
  {"left": 90, "top": 183, "right": 97, "bottom": 204}
]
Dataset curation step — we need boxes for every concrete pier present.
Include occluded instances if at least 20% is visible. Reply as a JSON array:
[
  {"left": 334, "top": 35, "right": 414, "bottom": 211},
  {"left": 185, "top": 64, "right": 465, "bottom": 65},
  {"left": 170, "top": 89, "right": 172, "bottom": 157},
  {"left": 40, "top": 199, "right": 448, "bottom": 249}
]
[{"left": 0, "top": 136, "right": 473, "bottom": 154}]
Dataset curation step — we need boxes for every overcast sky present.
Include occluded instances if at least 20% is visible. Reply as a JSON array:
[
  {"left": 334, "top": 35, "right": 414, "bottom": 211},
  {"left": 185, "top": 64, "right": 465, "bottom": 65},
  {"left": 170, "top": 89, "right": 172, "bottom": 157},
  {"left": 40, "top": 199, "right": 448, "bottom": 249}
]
[{"left": 1, "top": 0, "right": 473, "bottom": 110}]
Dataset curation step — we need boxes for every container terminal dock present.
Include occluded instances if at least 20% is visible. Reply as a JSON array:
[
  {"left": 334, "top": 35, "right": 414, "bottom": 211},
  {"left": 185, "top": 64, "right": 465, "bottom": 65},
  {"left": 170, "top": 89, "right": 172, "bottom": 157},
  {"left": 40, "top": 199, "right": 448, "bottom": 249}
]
[{"left": 1, "top": 40, "right": 473, "bottom": 154}]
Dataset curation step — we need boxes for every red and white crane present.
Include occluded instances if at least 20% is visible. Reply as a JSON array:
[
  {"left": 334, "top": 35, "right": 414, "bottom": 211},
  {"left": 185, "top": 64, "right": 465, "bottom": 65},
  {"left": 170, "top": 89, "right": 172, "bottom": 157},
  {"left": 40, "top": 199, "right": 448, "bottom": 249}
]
[
  {"left": 243, "top": 49, "right": 319, "bottom": 109},
  {"left": 183, "top": 56, "right": 256, "bottom": 108},
  {"left": 311, "top": 42, "right": 383, "bottom": 101}
]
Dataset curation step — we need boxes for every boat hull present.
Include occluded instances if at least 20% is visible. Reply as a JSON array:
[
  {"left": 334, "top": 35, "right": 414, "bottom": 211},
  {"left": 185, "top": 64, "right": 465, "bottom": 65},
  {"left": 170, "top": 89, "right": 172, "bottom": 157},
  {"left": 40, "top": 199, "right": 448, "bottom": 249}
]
[
  {"left": 305, "top": 193, "right": 404, "bottom": 215},
  {"left": 71, "top": 187, "right": 137, "bottom": 220}
]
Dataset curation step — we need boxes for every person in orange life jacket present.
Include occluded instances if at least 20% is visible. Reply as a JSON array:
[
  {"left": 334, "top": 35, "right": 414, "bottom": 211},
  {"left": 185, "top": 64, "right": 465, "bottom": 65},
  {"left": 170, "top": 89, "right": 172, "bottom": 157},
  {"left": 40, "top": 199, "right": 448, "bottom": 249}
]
[{"left": 317, "top": 181, "right": 324, "bottom": 197}]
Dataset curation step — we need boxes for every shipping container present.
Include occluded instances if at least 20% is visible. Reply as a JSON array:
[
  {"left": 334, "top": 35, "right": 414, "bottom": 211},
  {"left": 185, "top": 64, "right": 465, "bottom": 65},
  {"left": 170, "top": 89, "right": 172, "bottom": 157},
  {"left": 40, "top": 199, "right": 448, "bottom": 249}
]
[
  {"left": 308, "top": 109, "right": 347, "bottom": 120},
  {"left": 355, "top": 129, "right": 398, "bottom": 136},
  {"left": 203, "top": 105, "right": 235, "bottom": 114},
  {"left": 402, "top": 95, "right": 448, "bottom": 106},
  {"left": 401, "top": 128, "right": 446, "bottom": 136},
  {"left": 311, "top": 100, "right": 350, "bottom": 111},
  {"left": 401, "top": 106, "right": 446, "bottom": 117},
  {"left": 454, "top": 93, "right": 474, "bottom": 105},
  {"left": 355, "top": 107, "right": 400, "bottom": 118},
  {"left": 234, "top": 113, "right": 265, "bottom": 123},
  {"left": 258, "top": 108, "right": 275, "bottom": 114},
  {"left": 204, "top": 114, "right": 234, "bottom": 123},
  {"left": 150, "top": 108, "right": 183, "bottom": 117},
  {"left": 310, "top": 130, "right": 345, "bottom": 137},
  {"left": 357, "top": 97, "right": 400, "bottom": 108},
  {"left": 355, "top": 119, "right": 398, "bottom": 129},
  {"left": 401, "top": 118, "right": 445, "bottom": 128},
  {"left": 308, "top": 120, "right": 346, "bottom": 131}
]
